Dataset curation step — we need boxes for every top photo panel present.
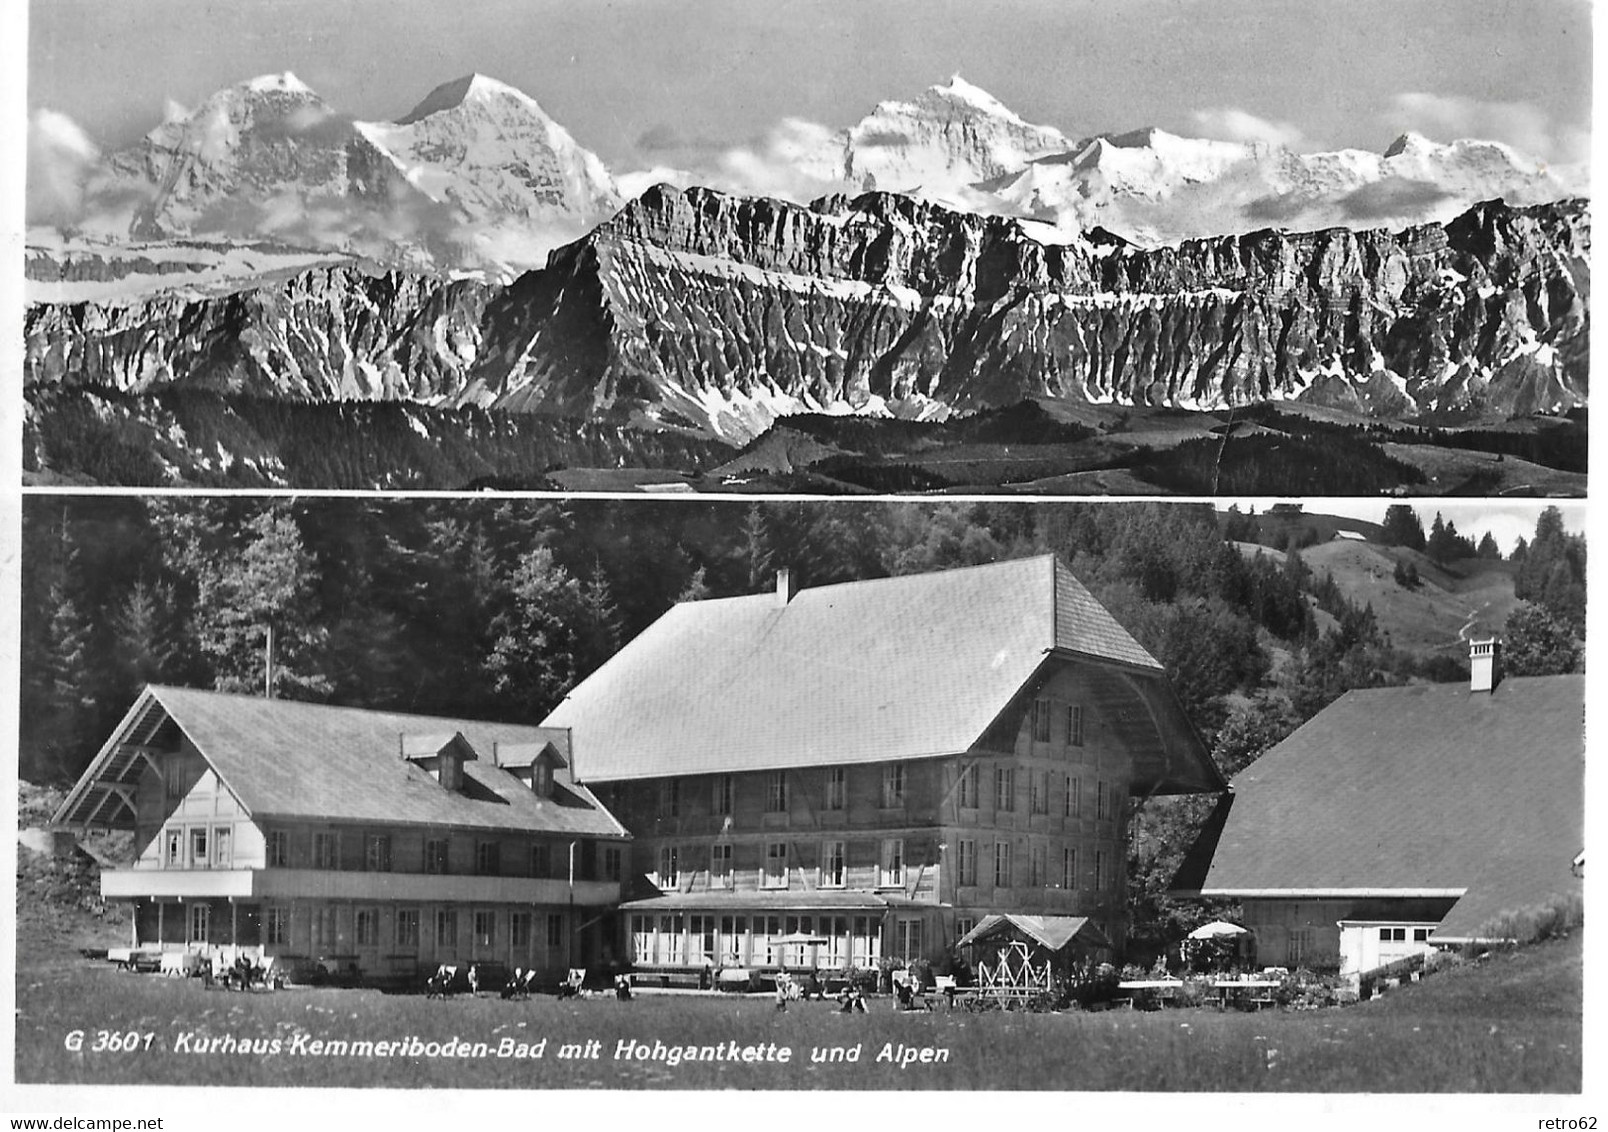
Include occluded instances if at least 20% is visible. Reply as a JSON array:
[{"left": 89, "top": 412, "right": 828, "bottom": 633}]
[{"left": 22, "top": 0, "right": 1590, "bottom": 495}]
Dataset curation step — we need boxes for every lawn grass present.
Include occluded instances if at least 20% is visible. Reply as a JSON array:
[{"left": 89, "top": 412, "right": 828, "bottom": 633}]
[{"left": 14, "top": 934, "right": 1581, "bottom": 1091}]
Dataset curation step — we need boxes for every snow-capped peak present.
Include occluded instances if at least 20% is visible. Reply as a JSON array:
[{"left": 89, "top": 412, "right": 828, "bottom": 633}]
[
  {"left": 395, "top": 73, "right": 547, "bottom": 125},
  {"left": 244, "top": 72, "right": 315, "bottom": 96},
  {"left": 1383, "top": 131, "right": 1436, "bottom": 159},
  {"left": 925, "top": 75, "right": 1024, "bottom": 122}
]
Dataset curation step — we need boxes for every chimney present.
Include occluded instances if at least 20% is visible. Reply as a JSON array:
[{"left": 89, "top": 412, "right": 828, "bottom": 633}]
[
  {"left": 1469, "top": 637, "right": 1500, "bottom": 693},
  {"left": 776, "top": 568, "right": 797, "bottom": 606}
]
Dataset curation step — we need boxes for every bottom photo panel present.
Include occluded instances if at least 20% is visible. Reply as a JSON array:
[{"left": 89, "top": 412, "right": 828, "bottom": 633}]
[{"left": 15, "top": 495, "right": 1585, "bottom": 1092}]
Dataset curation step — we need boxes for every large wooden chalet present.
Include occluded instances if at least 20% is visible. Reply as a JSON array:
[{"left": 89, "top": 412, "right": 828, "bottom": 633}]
[
  {"left": 1172, "top": 645, "right": 1584, "bottom": 977},
  {"left": 541, "top": 556, "right": 1225, "bottom": 977},
  {"left": 52, "top": 687, "right": 630, "bottom": 979}
]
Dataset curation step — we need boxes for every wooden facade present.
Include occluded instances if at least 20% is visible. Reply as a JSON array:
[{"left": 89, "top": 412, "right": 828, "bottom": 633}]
[
  {"left": 595, "top": 660, "right": 1142, "bottom": 971},
  {"left": 57, "top": 688, "right": 630, "bottom": 982}
]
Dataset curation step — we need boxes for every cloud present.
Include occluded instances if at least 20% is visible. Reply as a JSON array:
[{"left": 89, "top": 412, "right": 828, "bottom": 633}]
[
  {"left": 1191, "top": 108, "right": 1306, "bottom": 150},
  {"left": 620, "top": 116, "right": 846, "bottom": 204},
  {"left": 1335, "top": 178, "right": 1453, "bottom": 223},
  {"left": 634, "top": 123, "right": 685, "bottom": 154},
  {"left": 1384, "top": 92, "right": 1589, "bottom": 166},
  {"left": 27, "top": 109, "right": 102, "bottom": 226},
  {"left": 712, "top": 117, "right": 845, "bottom": 201},
  {"left": 616, "top": 166, "right": 697, "bottom": 202}
]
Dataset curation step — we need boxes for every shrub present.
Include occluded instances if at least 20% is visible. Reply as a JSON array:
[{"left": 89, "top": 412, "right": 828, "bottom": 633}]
[{"left": 1471, "top": 891, "right": 1584, "bottom": 947}]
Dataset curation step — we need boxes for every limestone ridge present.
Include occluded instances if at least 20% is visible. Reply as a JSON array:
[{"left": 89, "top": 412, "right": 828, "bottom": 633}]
[{"left": 25, "top": 189, "right": 1589, "bottom": 443}]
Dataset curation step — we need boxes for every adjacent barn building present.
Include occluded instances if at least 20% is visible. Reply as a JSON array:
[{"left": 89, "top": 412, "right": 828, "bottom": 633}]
[
  {"left": 52, "top": 687, "right": 631, "bottom": 980},
  {"left": 542, "top": 556, "right": 1225, "bottom": 977},
  {"left": 1172, "top": 644, "right": 1583, "bottom": 976}
]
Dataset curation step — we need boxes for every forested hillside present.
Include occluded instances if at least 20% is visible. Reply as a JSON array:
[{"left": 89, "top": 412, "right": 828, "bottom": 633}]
[{"left": 21, "top": 499, "right": 1583, "bottom": 951}]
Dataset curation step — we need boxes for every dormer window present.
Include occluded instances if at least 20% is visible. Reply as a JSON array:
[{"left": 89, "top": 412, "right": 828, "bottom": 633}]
[
  {"left": 401, "top": 732, "right": 479, "bottom": 793},
  {"left": 491, "top": 739, "right": 567, "bottom": 800}
]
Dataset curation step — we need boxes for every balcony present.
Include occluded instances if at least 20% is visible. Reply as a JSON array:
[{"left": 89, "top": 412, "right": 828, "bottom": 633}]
[{"left": 102, "top": 868, "right": 620, "bottom": 906}]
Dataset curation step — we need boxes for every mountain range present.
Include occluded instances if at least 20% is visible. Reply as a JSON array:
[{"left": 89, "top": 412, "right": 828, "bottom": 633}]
[
  {"left": 22, "top": 71, "right": 1591, "bottom": 474},
  {"left": 29, "top": 72, "right": 1587, "bottom": 285}
]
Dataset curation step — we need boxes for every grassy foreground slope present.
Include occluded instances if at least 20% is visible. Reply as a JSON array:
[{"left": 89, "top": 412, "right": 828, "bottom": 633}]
[{"left": 15, "top": 932, "right": 1580, "bottom": 1091}]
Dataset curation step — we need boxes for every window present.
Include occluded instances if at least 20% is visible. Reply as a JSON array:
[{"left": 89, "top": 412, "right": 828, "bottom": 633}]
[
  {"left": 189, "top": 827, "right": 209, "bottom": 868},
  {"left": 1288, "top": 928, "right": 1312, "bottom": 965},
  {"left": 824, "top": 766, "right": 846, "bottom": 811},
  {"left": 710, "top": 843, "right": 733, "bottom": 888},
  {"left": 1064, "top": 775, "right": 1081, "bottom": 818},
  {"left": 632, "top": 915, "right": 656, "bottom": 965},
  {"left": 879, "top": 839, "right": 905, "bottom": 888},
  {"left": 188, "top": 902, "right": 210, "bottom": 944},
  {"left": 604, "top": 846, "right": 622, "bottom": 882},
  {"left": 1380, "top": 927, "right": 1407, "bottom": 942},
  {"left": 1067, "top": 704, "right": 1085, "bottom": 747},
  {"left": 395, "top": 909, "right": 420, "bottom": 949},
  {"left": 956, "top": 916, "right": 976, "bottom": 941},
  {"left": 211, "top": 826, "right": 232, "bottom": 868},
  {"left": 763, "top": 842, "right": 789, "bottom": 889},
  {"left": 475, "top": 841, "right": 501, "bottom": 876},
  {"left": 658, "top": 845, "right": 679, "bottom": 888},
  {"left": 896, "top": 918, "right": 925, "bottom": 961},
  {"left": 1030, "top": 843, "right": 1047, "bottom": 886},
  {"left": 474, "top": 911, "right": 495, "bottom": 948},
  {"left": 312, "top": 906, "right": 337, "bottom": 951},
  {"left": 766, "top": 771, "right": 788, "bottom": 812},
  {"left": 692, "top": 915, "right": 717, "bottom": 962},
  {"left": 957, "top": 764, "right": 978, "bottom": 809},
  {"left": 435, "top": 909, "right": 457, "bottom": 949},
  {"left": 530, "top": 842, "right": 551, "bottom": 878},
  {"left": 660, "top": 779, "right": 681, "bottom": 818},
  {"left": 1096, "top": 780, "right": 1109, "bottom": 821},
  {"left": 1030, "top": 770, "right": 1050, "bottom": 814},
  {"left": 547, "top": 914, "right": 564, "bottom": 950},
  {"left": 164, "top": 829, "right": 181, "bottom": 868},
  {"left": 1031, "top": 698, "right": 1051, "bottom": 742},
  {"left": 820, "top": 841, "right": 845, "bottom": 887},
  {"left": 881, "top": 763, "right": 905, "bottom": 808},
  {"left": 1412, "top": 928, "right": 1432, "bottom": 942},
  {"left": 510, "top": 913, "right": 531, "bottom": 948},
  {"left": 266, "top": 907, "right": 289, "bottom": 946},
  {"left": 364, "top": 834, "right": 391, "bottom": 872},
  {"left": 852, "top": 915, "right": 881, "bottom": 965},
  {"left": 355, "top": 909, "right": 377, "bottom": 946},
  {"left": 721, "top": 915, "right": 747, "bottom": 964},
  {"left": 994, "top": 842, "right": 1013, "bottom": 887},
  {"left": 313, "top": 831, "right": 338, "bottom": 870},
  {"left": 1094, "top": 849, "right": 1108, "bottom": 891},
  {"left": 1062, "top": 847, "right": 1078, "bottom": 890},
  {"left": 958, "top": 839, "right": 977, "bottom": 886},
  {"left": 713, "top": 775, "right": 733, "bottom": 816},
  {"left": 533, "top": 761, "right": 553, "bottom": 798},
  {"left": 425, "top": 838, "right": 450, "bottom": 874},
  {"left": 996, "top": 767, "right": 1015, "bottom": 812}
]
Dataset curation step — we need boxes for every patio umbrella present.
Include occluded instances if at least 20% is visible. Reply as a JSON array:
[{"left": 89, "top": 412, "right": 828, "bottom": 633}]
[{"left": 1187, "top": 920, "right": 1250, "bottom": 940}]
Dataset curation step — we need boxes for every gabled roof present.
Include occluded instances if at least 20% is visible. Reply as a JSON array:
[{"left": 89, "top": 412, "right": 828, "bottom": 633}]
[
  {"left": 1174, "top": 675, "right": 1583, "bottom": 931},
  {"left": 53, "top": 686, "right": 625, "bottom": 839},
  {"left": 544, "top": 555, "right": 1217, "bottom": 788},
  {"left": 956, "top": 914, "right": 1111, "bottom": 952}
]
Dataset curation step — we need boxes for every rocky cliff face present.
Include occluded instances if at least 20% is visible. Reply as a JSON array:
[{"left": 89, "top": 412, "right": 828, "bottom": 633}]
[{"left": 25, "top": 186, "right": 1589, "bottom": 443}]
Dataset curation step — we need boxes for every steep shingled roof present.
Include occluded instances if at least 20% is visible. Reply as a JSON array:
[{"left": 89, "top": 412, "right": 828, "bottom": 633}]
[
  {"left": 1175, "top": 675, "right": 1583, "bottom": 937},
  {"left": 54, "top": 686, "right": 627, "bottom": 838},
  {"left": 542, "top": 555, "right": 1209, "bottom": 784}
]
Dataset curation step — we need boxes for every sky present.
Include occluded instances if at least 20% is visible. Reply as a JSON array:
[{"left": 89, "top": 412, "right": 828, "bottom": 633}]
[{"left": 23, "top": 0, "right": 1594, "bottom": 179}]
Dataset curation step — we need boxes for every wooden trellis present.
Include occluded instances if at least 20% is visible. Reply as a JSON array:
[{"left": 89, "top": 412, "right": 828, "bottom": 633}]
[{"left": 976, "top": 939, "right": 1052, "bottom": 1002}]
